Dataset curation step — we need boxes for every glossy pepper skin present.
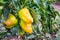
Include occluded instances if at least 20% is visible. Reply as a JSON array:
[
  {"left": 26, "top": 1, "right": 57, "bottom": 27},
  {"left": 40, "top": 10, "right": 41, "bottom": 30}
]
[
  {"left": 18, "top": 8, "right": 33, "bottom": 23},
  {"left": 20, "top": 20, "right": 33, "bottom": 34},
  {"left": 4, "top": 14, "right": 18, "bottom": 28}
]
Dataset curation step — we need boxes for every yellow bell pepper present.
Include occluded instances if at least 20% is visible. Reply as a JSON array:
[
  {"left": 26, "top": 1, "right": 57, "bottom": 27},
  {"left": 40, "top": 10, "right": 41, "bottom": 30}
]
[
  {"left": 20, "top": 20, "right": 33, "bottom": 34},
  {"left": 18, "top": 8, "right": 33, "bottom": 23},
  {"left": 4, "top": 14, "right": 18, "bottom": 28}
]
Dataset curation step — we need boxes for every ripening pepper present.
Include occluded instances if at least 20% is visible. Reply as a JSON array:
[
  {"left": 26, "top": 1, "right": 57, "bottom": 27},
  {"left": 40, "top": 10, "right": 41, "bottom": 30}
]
[
  {"left": 4, "top": 14, "right": 18, "bottom": 28},
  {"left": 18, "top": 8, "right": 33, "bottom": 23},
  {"left": 20, "top": 20, "right": 33, "bottom": 34}
]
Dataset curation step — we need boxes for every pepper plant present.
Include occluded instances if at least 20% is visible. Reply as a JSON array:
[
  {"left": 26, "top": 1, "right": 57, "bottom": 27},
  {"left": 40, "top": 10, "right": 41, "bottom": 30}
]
[{"left": 0, "top": 0, "right": 60, "bottom": 40}]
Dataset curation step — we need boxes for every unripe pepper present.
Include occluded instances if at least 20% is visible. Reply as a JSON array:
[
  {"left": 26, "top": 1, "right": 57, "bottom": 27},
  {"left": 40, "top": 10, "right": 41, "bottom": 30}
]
[
  {"left": 18, "top": 8, "right": 33, "bottom": 23},
  {"left": 4, "top": 14, "right": 18, "bottom": 28},
  {"left": 19, "top": 30, "right": 25, "bottom": 36},
  {"left": 20, "top": 20, "right": 33, "bottom": 34}
]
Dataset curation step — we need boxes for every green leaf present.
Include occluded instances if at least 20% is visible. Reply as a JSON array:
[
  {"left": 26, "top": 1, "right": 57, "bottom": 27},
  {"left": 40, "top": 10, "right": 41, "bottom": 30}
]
[
  {"left": 10, "top": 25, "right": 19, "bottom": 35},
  {"left": 3, "top": 7, "right": 10, "bottom": 20},
  {"left": 29, "top": 8, "right": 38, "bottom": 24},
  {"left": 0, "top": 0, "right": 4, "bottom": 3}
]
